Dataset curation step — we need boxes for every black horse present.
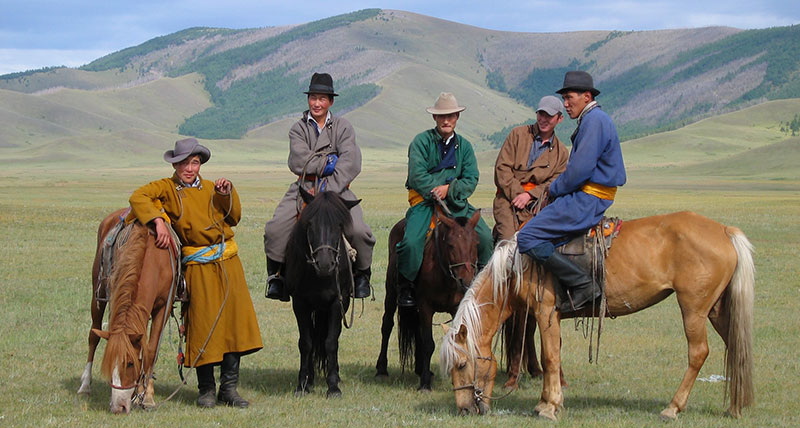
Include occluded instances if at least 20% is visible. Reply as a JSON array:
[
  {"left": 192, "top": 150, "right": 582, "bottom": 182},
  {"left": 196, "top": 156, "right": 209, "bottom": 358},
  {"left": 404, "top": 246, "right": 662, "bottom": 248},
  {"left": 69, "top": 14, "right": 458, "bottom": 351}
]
[
  {"left": 286, "top": 188, "right": 359, "bottom": 398},
  {"left": 376, "top": 210, "right": 482, "bottom": 390}
]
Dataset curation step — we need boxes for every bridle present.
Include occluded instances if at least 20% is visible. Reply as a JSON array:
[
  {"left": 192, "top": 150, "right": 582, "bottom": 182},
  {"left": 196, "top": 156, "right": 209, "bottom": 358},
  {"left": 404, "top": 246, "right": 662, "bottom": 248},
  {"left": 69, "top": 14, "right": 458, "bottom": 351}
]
[{"left": 432, "top": 209, "right": 477, "bottom": 290}]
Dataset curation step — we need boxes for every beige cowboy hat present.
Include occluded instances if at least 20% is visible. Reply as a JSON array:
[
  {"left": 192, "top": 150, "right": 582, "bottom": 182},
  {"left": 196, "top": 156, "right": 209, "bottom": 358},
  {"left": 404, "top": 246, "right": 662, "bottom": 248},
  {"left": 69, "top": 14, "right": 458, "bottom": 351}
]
[
  {"left": 163, "top": 137, "right": 211, "bottom": 164},
  {"left": 426, "top": 92, "right": 466, "bottom": 115}
]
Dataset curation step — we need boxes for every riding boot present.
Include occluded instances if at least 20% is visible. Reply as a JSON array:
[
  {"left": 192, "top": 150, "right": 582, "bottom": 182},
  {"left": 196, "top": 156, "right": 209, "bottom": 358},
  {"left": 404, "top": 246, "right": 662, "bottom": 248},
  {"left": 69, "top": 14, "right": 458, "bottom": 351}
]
[
  {"left": 542, "top": 252, "right": 602, "bottom": 312},
  {"left": 196, "top": 364, "right": 217, "bottom": 408},
  {"left": 218, "top": 353, "right": 249, "bottom": 408},
  {"left": 265, "top": 257, "right": 289, "bottom": 302},
  {"left": 353, "top": 267, "right": 372, "bottom": 299},
  {"left": 397, "top": 274, "right": 416, "bottom": 307}
]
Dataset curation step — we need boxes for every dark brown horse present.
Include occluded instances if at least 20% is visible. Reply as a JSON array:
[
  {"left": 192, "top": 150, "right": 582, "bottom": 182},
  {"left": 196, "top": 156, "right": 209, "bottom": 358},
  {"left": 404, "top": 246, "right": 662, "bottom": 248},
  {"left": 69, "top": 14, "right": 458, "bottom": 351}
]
[
  {"left": 78, "top": 209, "right": 177, "bottom": 413},
  {"left": 376, "top": 210, "right": 540, "bottom": 391},
  {"left": 441, "top": 211, "right": 754, "bottom": 420}
]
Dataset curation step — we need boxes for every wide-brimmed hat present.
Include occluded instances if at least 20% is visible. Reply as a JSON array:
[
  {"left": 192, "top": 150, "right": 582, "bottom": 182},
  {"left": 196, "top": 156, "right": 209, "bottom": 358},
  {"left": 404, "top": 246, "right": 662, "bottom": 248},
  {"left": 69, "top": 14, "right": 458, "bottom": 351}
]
[
  {"left": 426, "top": 92, "right": 466, "bottom": 115},
  {"left": 556, "top": 71, "right": 600, "bottom": 97},
  {"left": 303, "top": 72, "right": 338, "bottom": 96},
  {"left": 163, "top": 138, "right": 211, "bottom": 164},
  {"left": 537, "top": 95, "right": 563, "bottom": 116}
]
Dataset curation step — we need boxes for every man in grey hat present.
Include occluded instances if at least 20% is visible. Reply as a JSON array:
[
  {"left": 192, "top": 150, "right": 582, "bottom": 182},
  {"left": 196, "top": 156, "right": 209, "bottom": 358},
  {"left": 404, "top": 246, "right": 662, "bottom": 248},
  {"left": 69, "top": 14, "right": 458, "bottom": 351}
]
[
  {"left": 264, "top": 72, "right": 376, "bottom": 301},
  {"left": 394, "top": 92, "right": 493, "bottom": 307},
  {"left": 492, "top": 95, "right": 569, "bottom": 242},
  {"left": 517, "top": 71, "right": 626, "bottom": 312}
]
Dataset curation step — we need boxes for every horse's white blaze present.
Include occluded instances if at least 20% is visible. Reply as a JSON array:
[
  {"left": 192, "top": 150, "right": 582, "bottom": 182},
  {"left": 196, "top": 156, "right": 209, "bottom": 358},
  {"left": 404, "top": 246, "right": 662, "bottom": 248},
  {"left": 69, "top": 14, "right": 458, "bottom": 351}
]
[
  {"left": 77, "top": 362, "right": 92, "bottom": 394},
  {"left": 109, "top": 364, "right": 134, "bottom": 413}
]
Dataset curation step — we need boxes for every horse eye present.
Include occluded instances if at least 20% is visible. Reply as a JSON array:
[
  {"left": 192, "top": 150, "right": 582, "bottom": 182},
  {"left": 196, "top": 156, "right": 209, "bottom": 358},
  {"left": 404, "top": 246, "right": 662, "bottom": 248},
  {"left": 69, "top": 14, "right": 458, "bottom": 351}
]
[
  {"left": 458, "top": 361, "right": 467, "bottom": 370},
  {"left": 126, "top": 362, "right": 135, "bottom": 368}
]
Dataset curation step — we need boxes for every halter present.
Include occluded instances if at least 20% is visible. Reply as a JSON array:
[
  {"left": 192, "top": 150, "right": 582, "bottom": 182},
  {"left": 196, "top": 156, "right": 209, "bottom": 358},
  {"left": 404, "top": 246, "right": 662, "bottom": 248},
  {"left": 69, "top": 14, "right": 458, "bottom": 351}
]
[{"left": 432, "top": 208, "right": 477, "bottom": 289}]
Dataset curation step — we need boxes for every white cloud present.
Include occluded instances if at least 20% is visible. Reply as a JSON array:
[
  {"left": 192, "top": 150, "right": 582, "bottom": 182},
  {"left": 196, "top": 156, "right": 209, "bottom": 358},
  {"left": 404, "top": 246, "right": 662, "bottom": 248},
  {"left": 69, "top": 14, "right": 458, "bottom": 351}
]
[{"left": 0, "top": 48, "right": 110, "bottom": 75}]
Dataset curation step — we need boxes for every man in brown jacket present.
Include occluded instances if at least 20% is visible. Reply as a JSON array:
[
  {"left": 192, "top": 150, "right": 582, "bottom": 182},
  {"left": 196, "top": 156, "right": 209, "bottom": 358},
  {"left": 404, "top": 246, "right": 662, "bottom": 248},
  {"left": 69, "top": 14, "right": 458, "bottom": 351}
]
[{"left": 493, "top": 95, "right": 569, "bottom": 242}]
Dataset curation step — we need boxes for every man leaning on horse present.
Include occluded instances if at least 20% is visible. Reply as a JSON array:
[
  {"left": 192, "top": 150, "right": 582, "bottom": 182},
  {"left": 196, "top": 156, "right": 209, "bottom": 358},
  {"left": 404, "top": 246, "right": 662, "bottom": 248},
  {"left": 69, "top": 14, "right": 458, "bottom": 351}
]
[
  {"left": 264, "top": 72, "right": 375, "bottom": 301},
  {"left": 517, "top": 71, "right": 626, "bottom": 312},
  {"left": 395, "top": 92, "right": 493, "bottom": 307}
]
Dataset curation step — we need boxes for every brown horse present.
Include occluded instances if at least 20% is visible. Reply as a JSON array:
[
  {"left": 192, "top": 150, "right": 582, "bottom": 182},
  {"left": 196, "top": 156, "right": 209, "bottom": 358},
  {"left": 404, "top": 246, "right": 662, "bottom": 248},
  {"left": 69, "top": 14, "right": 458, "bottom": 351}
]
[
  {"left": 441, "top": 211, "right": 754, "bottom": 420},
  {"left": 376, "top": 210, "right": 540, "bottom": 391},
  {"left": 77, "top": 209, "right": 177, "bottom": 413}
]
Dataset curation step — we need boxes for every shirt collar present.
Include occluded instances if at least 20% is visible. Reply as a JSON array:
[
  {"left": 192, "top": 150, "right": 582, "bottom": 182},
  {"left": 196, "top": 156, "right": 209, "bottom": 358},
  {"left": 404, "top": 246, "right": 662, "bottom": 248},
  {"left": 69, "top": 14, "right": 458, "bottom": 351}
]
[
  {"left": 435, "top": 129, "right": 456, "bottom": 146},
  {"left": 306, "top": 111, "right": 331, "bottom": 133},
  {"left": 578, "top": 100, "right": 598, "bottom": 121}
]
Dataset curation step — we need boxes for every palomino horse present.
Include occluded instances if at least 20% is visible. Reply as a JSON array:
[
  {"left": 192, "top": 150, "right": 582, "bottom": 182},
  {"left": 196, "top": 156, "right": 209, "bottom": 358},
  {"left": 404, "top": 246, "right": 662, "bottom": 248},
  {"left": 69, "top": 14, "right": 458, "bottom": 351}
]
[
  {"left": 376, "top": 210, "right": 540, "bottom": 391},
  {"left": 287, "top": 189, "right": 359, "bottom": 398},
  {"left": 441, "top": 211, "right": 754, "bottom": 420},
  {"left": 77, "top": 209, "right": 177, "bottom": 413}
]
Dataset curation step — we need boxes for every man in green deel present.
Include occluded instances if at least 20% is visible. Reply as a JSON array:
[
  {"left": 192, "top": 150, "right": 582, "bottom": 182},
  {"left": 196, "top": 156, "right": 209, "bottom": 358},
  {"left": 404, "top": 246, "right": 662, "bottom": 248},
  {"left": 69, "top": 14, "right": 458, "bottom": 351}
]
[{"left": 395, "top": 92, "right": 493, "bottom": 307}]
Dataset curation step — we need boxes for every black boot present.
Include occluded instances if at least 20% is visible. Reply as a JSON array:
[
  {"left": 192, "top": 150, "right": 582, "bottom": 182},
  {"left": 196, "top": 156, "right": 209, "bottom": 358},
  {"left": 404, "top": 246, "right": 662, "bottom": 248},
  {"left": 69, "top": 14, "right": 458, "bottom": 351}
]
[
  {"left": 196, "top": 364, "right": 216, "bottom": 408},
  {"left": 265, "top": 257, "right": 289, "bottom": 302},
  {"left": 397, "top": 275, "right": 416, "bottom": 307},
  {"left": 542, "top": 252, "right": 602, "bottom": 312},
  {"left": 218, "top": 353, "right": 249, "bottom": 408},
  {"left": 353, "top": 267, "right": 371, "bottom": 299}
]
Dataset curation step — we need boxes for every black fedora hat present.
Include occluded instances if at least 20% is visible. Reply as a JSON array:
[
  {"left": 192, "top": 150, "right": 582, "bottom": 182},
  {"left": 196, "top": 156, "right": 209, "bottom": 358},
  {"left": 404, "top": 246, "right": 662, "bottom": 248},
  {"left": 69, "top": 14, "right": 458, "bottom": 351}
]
[
  {"left": 556, "top": 71, "right": 600, "bottom": 97},
  {"left": 303, "top": 72, "right": 338, "bottom": 96}
]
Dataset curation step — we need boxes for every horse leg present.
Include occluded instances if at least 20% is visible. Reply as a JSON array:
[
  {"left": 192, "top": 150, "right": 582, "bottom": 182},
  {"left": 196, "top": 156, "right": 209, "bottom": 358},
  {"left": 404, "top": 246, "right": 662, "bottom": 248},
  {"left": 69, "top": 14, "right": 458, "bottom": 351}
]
[
  {"left": 293, "top": 301, "right": 314, "bottom": 396},
  {"left": 325, "top": 303, "right": 344, "bottom": 398},
  {"left": 534, "top": 304, "right": 563, "bottom": 421},
  {"left": 416, "top": 306, "right": 435, "bottom": 392},
  {"left": 375, "top": 285, "right": 397, "bottom": 377},
  {"left": 141, "top": 305, "right": 168, "bottom": 409},
  {"left": 660, "top": 311, "right": 710, "bottom": 420},
  {"left": 79, "top": 287, "right": 107, "bottom": 395}
]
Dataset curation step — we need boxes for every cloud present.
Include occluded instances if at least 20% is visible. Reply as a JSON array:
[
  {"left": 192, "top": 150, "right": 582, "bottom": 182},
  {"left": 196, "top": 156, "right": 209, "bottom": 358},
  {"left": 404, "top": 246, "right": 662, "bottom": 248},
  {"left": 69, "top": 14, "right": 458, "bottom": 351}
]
[{"left": 0, "top": 48, "right": 109, "bottom": 75}]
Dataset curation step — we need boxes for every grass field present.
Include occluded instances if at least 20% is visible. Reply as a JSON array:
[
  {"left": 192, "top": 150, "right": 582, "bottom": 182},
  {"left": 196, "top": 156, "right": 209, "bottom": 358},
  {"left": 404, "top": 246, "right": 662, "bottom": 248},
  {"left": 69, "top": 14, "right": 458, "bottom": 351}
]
[{"left": 1, "top": 140, "right": 798, "bottom": 427}]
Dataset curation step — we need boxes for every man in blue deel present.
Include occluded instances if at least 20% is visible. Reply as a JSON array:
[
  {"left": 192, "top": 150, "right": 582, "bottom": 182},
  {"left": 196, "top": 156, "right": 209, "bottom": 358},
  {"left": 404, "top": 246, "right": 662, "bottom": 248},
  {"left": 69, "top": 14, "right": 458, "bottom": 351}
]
[{"left": 517, "top": 70, "right": 626, "bottom": 312}]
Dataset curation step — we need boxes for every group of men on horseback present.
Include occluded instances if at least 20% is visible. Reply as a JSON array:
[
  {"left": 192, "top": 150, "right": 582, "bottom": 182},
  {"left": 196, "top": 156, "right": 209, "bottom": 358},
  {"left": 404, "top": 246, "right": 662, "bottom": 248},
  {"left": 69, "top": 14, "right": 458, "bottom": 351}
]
[{"left": 119, "top": 69, "right": 625, "bottom": 408}]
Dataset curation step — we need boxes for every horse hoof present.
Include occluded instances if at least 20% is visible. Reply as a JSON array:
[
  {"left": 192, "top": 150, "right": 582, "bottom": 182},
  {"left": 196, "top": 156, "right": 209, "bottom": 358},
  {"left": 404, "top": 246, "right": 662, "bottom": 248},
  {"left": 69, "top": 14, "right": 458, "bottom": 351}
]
[
  {"left": 502, "top": 380, "right": 519, "bottom": 391},
  {"left": 537, "top": 407, "right": 558, "bottom": 421},
  {"left": 375, "top": 371, "right": 389, "bottom": 379},
  {"left": 326, "top": 390, "right": 342, "bottom": 399},
  {"left": 659, "top": 408, "right": 679, "bottom": 421},
  {"left": 294, "top": 389, "right": 308, "bottom": 398},
  {"left": 416, "top": 385, "right": 432, "bottom": 393}
]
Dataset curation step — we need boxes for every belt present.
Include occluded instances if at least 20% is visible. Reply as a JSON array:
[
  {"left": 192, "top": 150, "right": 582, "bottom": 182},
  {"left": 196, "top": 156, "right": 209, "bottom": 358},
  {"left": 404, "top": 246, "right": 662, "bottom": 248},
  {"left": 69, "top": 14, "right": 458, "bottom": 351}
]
[
  {"left": 581, "top": 182, "right": 617, "bottom": 200},
  {"left": 408, "top": 189, "right": 425, "bottom": 207},
  {"left": 182, "top": 238, "right": 238, "bottom": 265}
]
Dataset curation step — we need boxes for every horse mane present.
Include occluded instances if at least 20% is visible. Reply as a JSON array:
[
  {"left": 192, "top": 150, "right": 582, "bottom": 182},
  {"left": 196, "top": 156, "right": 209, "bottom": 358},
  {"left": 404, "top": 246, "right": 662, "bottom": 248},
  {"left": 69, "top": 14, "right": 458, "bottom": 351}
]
[
  {"left": 440, "top": 236, "right": 528, "bottom": 376},
  {"left": 100, "top": 223, "right": 151, "bottom": 380},
  {"left": 287, "top": 191, "right": 353, "bottom": 263}
]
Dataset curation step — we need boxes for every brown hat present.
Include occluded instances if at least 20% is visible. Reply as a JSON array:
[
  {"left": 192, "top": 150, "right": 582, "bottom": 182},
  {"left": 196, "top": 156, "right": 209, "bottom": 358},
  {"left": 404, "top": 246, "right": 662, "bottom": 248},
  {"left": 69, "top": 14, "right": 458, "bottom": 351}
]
[
  {"left": 426, "top": 92, "right": 466, "bottom": 115},
  {"left": 556, "top": 71, "right": 600, "bottom": 97},
  {"left": 163, "top": 138, "right": 211, "bottom": 164},
  {"left": 304, "top": 72, "right": 338, "bottom": 96}
]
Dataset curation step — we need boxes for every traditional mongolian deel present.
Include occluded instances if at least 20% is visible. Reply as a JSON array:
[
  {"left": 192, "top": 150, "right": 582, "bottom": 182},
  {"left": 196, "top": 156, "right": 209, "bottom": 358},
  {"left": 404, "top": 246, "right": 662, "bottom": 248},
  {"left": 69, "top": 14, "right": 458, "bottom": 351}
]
[
  {"left": 127, "top": 173, "right": 263, "bottom": 367},
  {"left": 396, "top": 129, "right": 493, "bottom": 281}
]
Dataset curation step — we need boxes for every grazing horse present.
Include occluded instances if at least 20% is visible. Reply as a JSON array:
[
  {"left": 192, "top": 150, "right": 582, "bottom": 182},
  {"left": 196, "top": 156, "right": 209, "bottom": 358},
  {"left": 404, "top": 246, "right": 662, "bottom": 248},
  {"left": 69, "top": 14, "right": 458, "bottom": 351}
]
[
  {"left": 77, "top": 209, "right": 177, "bottom": 414},
  {"left": 287, "top": 189, "right": 359, "bottom": 398},
  {"left": 441, "top": 211, "right": 754, "bottom": 420},
  {"left": 376, "top": 210, "right": 539, "bottom": 391}
]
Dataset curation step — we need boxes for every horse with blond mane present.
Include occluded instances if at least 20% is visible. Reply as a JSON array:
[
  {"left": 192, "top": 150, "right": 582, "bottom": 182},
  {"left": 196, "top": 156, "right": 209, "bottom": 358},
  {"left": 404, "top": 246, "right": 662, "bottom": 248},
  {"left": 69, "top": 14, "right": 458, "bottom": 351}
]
[
  {"left": 440, "top": 211, "right": 754, "bottom": 420},
  {"left": 78, "top": 209, "right": 177, "bottom": 413}
]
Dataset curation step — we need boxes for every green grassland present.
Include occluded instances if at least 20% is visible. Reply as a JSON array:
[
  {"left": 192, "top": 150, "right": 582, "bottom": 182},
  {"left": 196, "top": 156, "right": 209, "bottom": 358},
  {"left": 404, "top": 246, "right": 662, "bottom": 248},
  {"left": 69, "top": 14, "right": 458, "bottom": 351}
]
[{"left": 1, "top": 109, "right": 799, "bottom": 427}]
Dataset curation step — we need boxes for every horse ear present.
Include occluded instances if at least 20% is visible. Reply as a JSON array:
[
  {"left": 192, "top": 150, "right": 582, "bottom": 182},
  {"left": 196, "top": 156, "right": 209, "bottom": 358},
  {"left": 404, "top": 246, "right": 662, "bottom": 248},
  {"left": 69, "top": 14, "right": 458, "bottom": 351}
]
[
  {"left": 456, "top": 324, "right": 468, "bottom": 342},
  {"left": 343, "top": 198, "right": 361, "bottom": 210},
  {"left": 299, "top": 185, "right": 315, "bottom": 204},
  {"left": 92, "top": 328, "right": 110, "bottom": 340},
  {"left": 438, "top": 213, "right": 456, "bottom": 228},
  {"left": 128, "top": 333, "right": 143, "bottom": 345},
  {"left": 468, "top": 209, "right": 482, "bottom": 228},
  {"left": 441, "top": 323, "right": 450, "bottom": 334}
]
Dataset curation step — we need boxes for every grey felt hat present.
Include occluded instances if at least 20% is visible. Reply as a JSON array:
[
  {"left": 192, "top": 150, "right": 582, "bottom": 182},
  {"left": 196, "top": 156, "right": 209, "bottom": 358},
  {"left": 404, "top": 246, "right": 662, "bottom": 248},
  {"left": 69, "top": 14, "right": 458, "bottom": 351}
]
[
  {"left": 163, "top": 138, "right": 211, "bottom": 164},
  {"left": 537, "top": 95, "right": 564, "bottom": 116},
  {"left": 556, "top": 71, "right": 601, "bottom": 97},
  {"left": 426, "top": 92, "right": 466, "bottom": 115}
]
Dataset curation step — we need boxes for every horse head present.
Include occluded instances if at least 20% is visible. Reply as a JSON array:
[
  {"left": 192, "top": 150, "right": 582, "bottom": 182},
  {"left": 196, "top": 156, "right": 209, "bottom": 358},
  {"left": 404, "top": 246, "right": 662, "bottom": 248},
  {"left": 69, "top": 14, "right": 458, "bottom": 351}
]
[
  {"left": 92, "top": 306, "right": 150, "bottom": 414},
  {"left": 297, "top": 188, "right": 360, "bottom": 277},
  {"left": 441, "top": 322, "right": 496, "bottom": 415},
  {"left": 436, "top": 210, "right": 481, "bottom": 292}
]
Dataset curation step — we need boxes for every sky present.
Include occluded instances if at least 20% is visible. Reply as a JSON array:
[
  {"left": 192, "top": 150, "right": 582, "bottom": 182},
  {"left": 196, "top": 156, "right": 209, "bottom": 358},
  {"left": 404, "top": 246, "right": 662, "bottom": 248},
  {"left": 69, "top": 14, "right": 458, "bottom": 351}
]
[{"left": 1, "top": 0, "right": 799, "bottom": 75}]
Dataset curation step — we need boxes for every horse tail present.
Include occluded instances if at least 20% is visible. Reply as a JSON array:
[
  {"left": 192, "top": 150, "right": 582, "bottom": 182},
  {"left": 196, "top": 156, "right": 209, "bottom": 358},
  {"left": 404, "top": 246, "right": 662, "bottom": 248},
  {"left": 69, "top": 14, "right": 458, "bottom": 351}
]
[
  {"left": 724, "top": 227, "right": 755, "bottom": 417},
  {"left": 310, "top": 310, "right": 329, "bottom": 373},
  {"left": 397, "top": 306, "right": 417, "bottom": 372}
]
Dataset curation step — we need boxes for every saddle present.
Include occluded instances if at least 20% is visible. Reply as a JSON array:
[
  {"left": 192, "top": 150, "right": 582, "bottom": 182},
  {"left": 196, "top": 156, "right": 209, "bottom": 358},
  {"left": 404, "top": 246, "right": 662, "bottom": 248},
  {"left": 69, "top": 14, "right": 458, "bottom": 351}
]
[{"left": 553, "top": 217, "right": 622, "bottom": 310}]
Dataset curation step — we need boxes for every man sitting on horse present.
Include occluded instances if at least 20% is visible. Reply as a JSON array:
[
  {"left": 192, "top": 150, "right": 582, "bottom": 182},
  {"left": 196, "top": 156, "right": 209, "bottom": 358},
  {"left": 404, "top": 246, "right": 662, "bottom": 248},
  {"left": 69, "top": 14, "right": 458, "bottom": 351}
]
[
  {"left": 127, "top": 138, "right": 263, "bottom": 408},
  {"left": 264, "top": 72, "right": 376, "bottom": 301},
  {"left": 396, "top": 92, "right": 493, "bottom": 307},
  {"left": 517, "top": 71, "right": 626, "bottom": 312},
  {"left": 493, "top": 95, "right": 569, "bottom": 242}
]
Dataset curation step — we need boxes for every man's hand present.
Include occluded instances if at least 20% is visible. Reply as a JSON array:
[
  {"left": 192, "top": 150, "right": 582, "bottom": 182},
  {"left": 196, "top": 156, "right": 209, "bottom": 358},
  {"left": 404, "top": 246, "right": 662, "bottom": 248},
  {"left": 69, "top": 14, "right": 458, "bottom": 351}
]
[
  {"left": 214, "top": 178, "right": 232, "bottom": 195},
  {"left": 512, "top": 192, "right": 533, "bottom": 209},
  {"left": 153, "top": 218, "right": 173, "bottom": 249},
  {"left": 431, "top": 184, "right": 449, "bottom": 200}
]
